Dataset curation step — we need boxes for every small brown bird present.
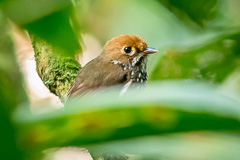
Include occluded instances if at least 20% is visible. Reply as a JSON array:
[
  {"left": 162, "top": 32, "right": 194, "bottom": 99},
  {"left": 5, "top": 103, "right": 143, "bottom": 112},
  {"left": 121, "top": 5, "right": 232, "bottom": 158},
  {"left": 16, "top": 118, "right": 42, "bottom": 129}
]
[{"left": 67, "top": 34, "right": 158, "bottom": 99}]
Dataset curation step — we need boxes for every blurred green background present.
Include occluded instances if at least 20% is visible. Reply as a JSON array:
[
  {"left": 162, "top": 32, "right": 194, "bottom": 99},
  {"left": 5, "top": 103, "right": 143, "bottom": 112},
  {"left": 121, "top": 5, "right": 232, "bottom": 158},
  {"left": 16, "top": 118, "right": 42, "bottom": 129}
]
[{"left": 0, "top": 0, "right": 240, "bottom": 159}]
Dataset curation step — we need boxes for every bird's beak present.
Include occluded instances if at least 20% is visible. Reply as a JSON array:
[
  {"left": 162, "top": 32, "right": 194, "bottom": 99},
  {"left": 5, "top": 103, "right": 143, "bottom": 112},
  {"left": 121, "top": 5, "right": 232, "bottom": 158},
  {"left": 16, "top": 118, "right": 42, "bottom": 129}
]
[{"left": 143, "top": 47, "right": 158, "bottom": 54}]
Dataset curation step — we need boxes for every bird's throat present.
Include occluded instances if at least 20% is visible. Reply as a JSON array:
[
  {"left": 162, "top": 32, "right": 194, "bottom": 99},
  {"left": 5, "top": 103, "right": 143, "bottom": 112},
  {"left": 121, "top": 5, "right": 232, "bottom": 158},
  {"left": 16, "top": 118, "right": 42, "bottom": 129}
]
[
  {"left": 111, "top": 56, "right": 148, "bottom": 84},
  {"left": 130, "top": 56, "right": 148, "bottom": 83}
]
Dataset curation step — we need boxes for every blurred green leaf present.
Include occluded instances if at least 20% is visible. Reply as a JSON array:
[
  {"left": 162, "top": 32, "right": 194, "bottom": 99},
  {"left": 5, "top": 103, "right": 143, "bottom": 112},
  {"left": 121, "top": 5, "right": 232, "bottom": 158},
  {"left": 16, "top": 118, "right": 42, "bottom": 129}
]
[
  {"left": 16, "top": 81, "right": 240, "bottom": 122},
  {"left": 0, "top": 103, "right": 23, "bottom": 160},
  {"left": 158, "top": 0, "right": 218, "bottom": 26},
  {"left": 150, "top": 32, "right": 240, "bottom": 85},
  {"left": 0, "top": 0, "right": 81, "bottom": 55},
  {"left": 0, "top": 0, "right": 72, "bottom": 25},
  {"left": 0, "top": 11, "right": 27, "bottom": 160},
  {"left": 14, "top": 81, "right": 240, "bottom": 155},
  {"left": 87, "top": 132, "right": 240, "bottom": 160},
  {"left": 26, "top": 9, "right": 81, "bottom": 56}
]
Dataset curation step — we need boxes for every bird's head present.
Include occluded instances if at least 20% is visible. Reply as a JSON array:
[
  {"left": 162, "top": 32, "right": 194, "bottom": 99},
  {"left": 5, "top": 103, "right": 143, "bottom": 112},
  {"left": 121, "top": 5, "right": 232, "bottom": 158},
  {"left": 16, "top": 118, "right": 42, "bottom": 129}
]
[{"left": 101, "top": 35, "right": 158, "bottom": 64}]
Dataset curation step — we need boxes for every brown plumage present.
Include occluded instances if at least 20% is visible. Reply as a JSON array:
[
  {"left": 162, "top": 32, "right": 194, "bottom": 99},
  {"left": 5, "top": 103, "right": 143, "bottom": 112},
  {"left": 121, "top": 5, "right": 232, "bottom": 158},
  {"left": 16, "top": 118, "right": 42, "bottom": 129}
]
[{"left": 66, "top": 35, "right": 158, "bottom": 99}]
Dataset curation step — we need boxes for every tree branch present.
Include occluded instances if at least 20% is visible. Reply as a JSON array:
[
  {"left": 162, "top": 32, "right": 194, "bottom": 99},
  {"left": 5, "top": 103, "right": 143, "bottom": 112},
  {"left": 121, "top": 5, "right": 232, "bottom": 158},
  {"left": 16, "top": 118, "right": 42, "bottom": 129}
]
[{"left": 31, "top": 35, "right": 81, "bottom": 102}]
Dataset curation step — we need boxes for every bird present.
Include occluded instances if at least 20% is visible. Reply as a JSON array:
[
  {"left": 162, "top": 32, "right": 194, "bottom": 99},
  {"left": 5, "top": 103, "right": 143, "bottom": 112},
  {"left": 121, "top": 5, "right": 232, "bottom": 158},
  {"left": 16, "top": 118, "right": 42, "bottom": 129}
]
[{"left": 66, "top": 34, "right": 158, "bottom": 100}]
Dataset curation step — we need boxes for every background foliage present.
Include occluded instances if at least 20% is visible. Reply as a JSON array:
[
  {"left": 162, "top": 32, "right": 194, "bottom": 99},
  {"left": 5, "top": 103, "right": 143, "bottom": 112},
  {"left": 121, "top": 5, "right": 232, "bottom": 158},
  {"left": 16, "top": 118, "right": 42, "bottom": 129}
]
[{"left": 0, "top": 0, "right": 240, "bottom": 159}]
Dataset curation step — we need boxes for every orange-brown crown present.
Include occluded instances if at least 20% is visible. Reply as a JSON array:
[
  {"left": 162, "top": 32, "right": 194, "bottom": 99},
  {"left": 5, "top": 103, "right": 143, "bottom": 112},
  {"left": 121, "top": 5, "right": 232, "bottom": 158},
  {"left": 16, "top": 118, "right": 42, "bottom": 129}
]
[
  {"left": 101, "top": 35, "right": 148, "bottom": 60},
  {"left": 103, "top": 35, "right": 147, "bottom": 52}
]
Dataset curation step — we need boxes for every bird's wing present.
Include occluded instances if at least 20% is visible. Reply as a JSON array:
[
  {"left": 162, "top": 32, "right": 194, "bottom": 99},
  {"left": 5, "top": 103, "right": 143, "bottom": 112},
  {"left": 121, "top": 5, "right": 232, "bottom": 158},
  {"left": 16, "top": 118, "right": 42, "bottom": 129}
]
[{"left": 66, "top": 57, "right": 129, "bottom": 100}]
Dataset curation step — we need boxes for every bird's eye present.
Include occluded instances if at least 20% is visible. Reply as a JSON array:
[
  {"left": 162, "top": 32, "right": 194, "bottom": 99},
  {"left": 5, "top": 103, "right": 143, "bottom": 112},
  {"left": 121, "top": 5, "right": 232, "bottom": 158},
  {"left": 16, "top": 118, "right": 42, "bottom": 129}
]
[{"left": 124, "top": 47, "right": 132, "bottom": 54}]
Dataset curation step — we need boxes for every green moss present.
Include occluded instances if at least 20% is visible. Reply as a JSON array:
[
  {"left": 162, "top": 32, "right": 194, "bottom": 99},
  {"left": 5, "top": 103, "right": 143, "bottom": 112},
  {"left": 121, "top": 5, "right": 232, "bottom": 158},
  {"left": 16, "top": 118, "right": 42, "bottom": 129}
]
[{"left": 31, "top": 35, "right": 81, "bottom": 102}]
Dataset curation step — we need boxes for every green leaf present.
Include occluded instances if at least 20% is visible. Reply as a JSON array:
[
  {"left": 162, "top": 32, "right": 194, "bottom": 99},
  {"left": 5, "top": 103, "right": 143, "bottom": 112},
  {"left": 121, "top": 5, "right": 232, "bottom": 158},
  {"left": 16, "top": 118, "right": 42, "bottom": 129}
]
[
  {"left": 0, "top": 0, "right": 72, "bottom": 25},
  {"left": 14, "top": 81, "right": 240, "bottom": 154},
  {"left": 87, "top": 132, "right": 240, "bottom": 160},
  {"left": 0, "top": 11, "right": 27, "bottom": 160},
  {"left": 0, "top": 0, "right": 81, "bottom": 55},
  {"left": 26, "top": 9, "right": 81, "bottom": 56},
  {"left": 149, "top": 31, "right": 240, "bottom": 82},
  {"left": 158, "top": 0, "right": 218, "bottom": 26}
]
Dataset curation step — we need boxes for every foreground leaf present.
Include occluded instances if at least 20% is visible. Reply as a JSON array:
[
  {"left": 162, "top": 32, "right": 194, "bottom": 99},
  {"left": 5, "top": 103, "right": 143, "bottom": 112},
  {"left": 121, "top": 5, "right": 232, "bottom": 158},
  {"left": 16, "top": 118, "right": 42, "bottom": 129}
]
[
  {"left": 87, "top": 132, "right": 240, "bottom": 160},
  {"left": 14, "top": 81, "right": 240, "bottom": 154}
]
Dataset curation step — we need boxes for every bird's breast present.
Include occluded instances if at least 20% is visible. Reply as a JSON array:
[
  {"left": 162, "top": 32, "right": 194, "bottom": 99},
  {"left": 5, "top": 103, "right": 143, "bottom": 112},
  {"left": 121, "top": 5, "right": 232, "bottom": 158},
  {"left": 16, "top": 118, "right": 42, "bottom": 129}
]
[
  {"left": 111, "top": 56, "right": 148, "bottom": 84},
  {"left": 129, "top": 56, "right": 148, "bottom": 84}
]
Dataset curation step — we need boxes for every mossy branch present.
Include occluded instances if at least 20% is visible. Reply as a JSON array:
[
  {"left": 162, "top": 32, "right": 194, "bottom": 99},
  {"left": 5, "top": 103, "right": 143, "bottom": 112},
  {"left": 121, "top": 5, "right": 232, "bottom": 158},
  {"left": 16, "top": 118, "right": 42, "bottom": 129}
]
[{"left": 30, "top": 35, "right": 81, "bottom": 101}]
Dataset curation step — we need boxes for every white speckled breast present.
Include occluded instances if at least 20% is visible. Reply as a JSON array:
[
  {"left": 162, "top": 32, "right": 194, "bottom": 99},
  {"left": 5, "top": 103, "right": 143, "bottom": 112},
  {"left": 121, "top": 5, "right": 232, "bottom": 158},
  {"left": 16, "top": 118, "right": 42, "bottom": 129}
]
[
  {"left": 111, "top": 55, "right": 148, "bottom": 84},
  {"left": 130, "top": 56, "right": 148, "bottom": 84},
  {"left": 111, "top": 56, "right": 148, "bottom": 95}
]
